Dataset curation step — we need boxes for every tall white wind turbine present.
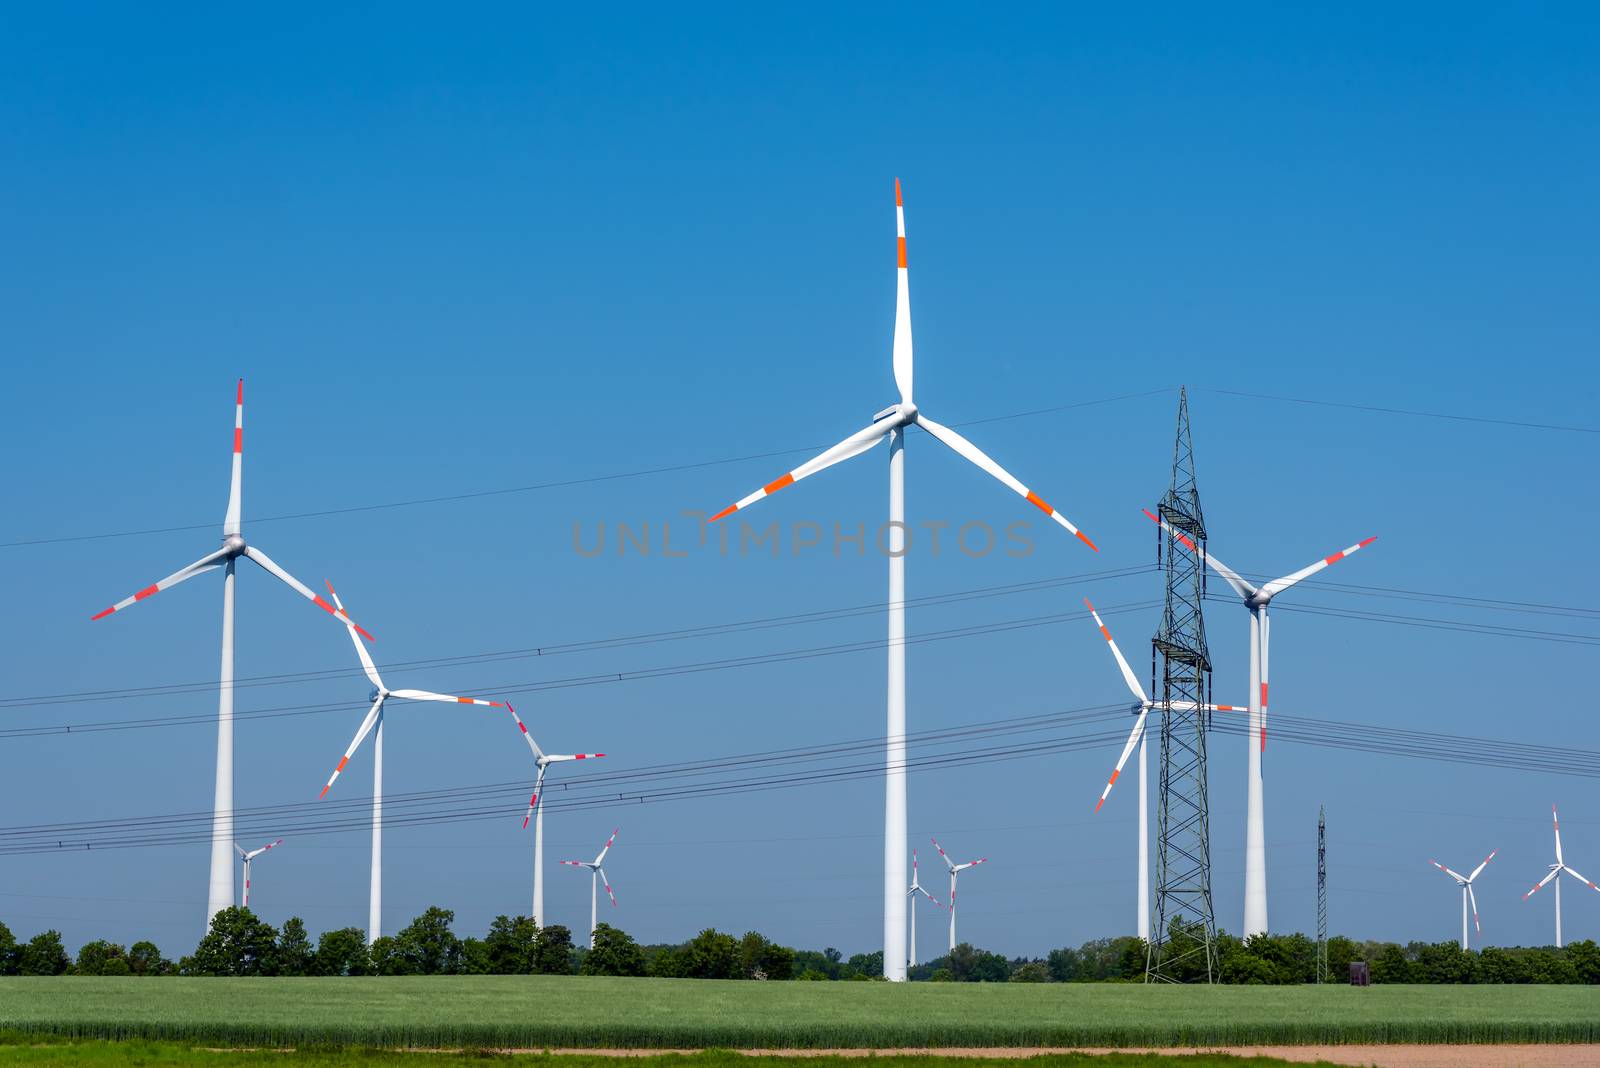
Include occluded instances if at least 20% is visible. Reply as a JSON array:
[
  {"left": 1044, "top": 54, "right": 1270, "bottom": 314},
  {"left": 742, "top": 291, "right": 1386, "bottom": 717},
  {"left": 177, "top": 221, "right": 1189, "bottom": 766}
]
[
  {"left": 561, "top": 828, "right": 619, "bottom": 946},
  {"left": 932, "top": 837, "right": 987, "bottom": 952},
  {"left": 317, "top": 581, "right": 503, "bottom": 944},
  {"left": 1082, "top": 598, "right": 1245, "bottom": 942},
  {"left": 1524, "top": 805, "right": 1600, "bottom": 948},
  {"left": 1144, "top": 509, "right": 1375, "bottom": 938},
  {"left": 91, "top": 381, "right": 369, "bottom": 925},
  {"left": 906, "top": 848, "right": 942, "bottom": 969},
  {"left": 705, "top": 181, "right": 1097, "bottom": 980},
  {"left": 235, "top": 838, "right": 282, "bottom": 909},
  {"left": 1430, "top": 850, "right": 1497, "bottom": 950},
  {"left": 505, "top": 703, "right": 605, "bottom": 926}
]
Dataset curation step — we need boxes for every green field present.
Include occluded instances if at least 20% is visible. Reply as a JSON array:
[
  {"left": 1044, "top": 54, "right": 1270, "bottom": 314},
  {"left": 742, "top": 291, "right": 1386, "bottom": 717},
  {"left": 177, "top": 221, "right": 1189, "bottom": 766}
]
[
  {"left": 1, "top": 977, "right": 1597, "bottom": 1049},
  {"left": 0, "top": 1047, "right": 1347, "bottom": 1068}
]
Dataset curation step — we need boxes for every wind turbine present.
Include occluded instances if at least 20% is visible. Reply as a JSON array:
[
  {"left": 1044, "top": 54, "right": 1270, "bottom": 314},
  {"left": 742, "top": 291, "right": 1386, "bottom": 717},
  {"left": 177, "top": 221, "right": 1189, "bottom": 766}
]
[
  {"left": 505, "top": 703, "right": 605, "bottom": 926},
  {"left": 906, "top": 848, "right": 942, "bottom": 969},
  {"left": 1524, "top": 805, "right": 1600, "bottom": 948},
  {"left": 235, "top": 838, "right": 282, "bottom": 909},
  {"left": 561, "top": 828, "right": 619, "bottom": 946},
  {"left": 1082, "top": 598, "right": 1245, "bottom": 942},
  {"left": 705, "top": 181, "right": 1097, "bottom": 980},
  {"left": 316, "top": 580, "right": 503, "bottom": 944},
  {"left": 1144, "top": 508, "right": 1375, "bottom": 938},
  {"left": 932, "top": 837, "right": 987, "bottom": 952},
  {"left": 91, "top": 380, "right": 369, "bottom": 926},
  {"left": 1430, "top": 850, "right": 1497, "bottom": 950}
]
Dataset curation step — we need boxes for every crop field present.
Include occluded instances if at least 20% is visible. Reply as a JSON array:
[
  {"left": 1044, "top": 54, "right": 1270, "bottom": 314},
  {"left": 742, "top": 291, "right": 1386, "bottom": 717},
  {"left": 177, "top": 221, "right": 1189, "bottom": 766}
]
[{"left": 1, "top": 978, "right": 1598, "bottom": 1050}]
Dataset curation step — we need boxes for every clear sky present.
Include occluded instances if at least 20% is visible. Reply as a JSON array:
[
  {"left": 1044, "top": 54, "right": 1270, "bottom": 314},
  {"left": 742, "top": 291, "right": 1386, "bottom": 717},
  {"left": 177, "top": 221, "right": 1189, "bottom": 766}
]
[{"left": 1, "top": 4, "right": 1597, "bottom": 960}]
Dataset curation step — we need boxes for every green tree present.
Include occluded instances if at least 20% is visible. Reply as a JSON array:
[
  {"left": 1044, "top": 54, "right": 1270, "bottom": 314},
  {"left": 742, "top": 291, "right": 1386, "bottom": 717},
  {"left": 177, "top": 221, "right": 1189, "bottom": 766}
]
[
  {"left": 0, "top": 921, "right": 19, "bottom": 976},
  {"left": 74, "top": 939, "right": 126, "bottom": 976},
  {"left": 675, "top": 928, "right": 739, "bottom": 979},
  {"left": 100, "top": 957, "right": 131, "bottom": 976},
  {"left": 385, "top": 906, "right": 464, "bottom": 976},
  {"left": 186, "top": 907, "right": 279, "bottom": 977},
  {"left": 532, "top": 924, "right": 575, "bottom": 975},
  {"left": 843, "top": 949, "right": 883, "bottom": 979},
  {"left": 1010, "top": 960, "right": 1050, "bottom": 982},
  {"left": 583, "top": 923, "right": 646, "bottom": 977},
  {"left": 1567, "top": 939, "right": 1600, "bottom": 984},
  {"left": 928, "top": 967, "right": 953, "bottom": 982},
  {"left": 1045, "top": 946, "right": 1078, "bottom": 982},
  {"left": 948, "top": 942, "right": 1009, "bottom": 982},
  {"left": 1370, "top": 942, "right": 1415, "bottom": 984},
  {"left": 127, "top": 941, "right": 169, "bottom": 976},
  {"left": 313, "top": 927, "right": 373, "bottom": 977},
  {"left": 369, "top": 936, "right": 406, "bottom": 975},
  {"left": 275, "top": 917, "right": 315, "bottom": 977},
  {"left": 482, "top": 915, "right": 539, "bottom": 974},
  {"left": 18, "top": 930, "right": 70, "bottom": 976}
]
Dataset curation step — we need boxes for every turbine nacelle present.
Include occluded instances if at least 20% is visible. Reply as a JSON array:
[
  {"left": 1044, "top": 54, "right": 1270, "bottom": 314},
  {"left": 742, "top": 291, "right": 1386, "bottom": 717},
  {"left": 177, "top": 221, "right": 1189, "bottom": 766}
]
[{"left": 221, "top": 533, "right": 247, "bottom": 556}]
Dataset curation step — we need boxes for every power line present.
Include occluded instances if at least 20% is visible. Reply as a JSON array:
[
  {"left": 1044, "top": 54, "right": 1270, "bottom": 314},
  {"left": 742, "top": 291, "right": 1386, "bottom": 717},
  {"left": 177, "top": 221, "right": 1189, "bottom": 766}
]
[
  {"left": 0, "top": 389, "right": 1173, "bottom": 550},
  {"left": 1193, "top": 387, "right": 1600, "bottom": 436}
]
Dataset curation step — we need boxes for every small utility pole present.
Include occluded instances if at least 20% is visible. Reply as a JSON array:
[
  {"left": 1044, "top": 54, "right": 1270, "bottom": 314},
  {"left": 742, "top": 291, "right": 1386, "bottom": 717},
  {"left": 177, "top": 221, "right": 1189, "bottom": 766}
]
[{"left": 1316, "top": 805, "right": 1328, "bottom": 984}]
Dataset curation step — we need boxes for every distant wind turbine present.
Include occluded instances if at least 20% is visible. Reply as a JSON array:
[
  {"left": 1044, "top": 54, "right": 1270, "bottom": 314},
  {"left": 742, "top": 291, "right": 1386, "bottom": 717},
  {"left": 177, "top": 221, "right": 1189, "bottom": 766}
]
[
  {"left": 1524, "top": 805, "right": 1600, "bottom": 948},
  {"left": 317, "top": 581, "right": 503, "bottom": 944},
  {"left": 562, "top": 828, "right": 620, "bottom": 946},
  {"left": 505, "top": 703, "right": 605, "bottom": 927},
  {"left": 932, "top": 836, "right": 987, "bottom": 952},
  {"left": 235, "top": 838, "right": 282, "bottom": 909},
  {"left": 1430, "top": 850, "right": 1497, "bottom": 950},
  {"left": 906, "top": 849, "right": 942, "bottom": 969}
]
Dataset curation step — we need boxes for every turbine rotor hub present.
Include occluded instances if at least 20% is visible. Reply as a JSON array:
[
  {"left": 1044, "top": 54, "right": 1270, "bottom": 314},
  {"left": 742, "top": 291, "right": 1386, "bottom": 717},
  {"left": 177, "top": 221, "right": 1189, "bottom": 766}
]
[{"left": 222, "top": 533, "right": 246, "bottom": 555}]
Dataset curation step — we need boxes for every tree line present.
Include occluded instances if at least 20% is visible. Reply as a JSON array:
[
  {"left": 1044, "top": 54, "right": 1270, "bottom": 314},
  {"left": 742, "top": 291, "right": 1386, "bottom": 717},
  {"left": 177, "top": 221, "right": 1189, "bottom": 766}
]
[{"left": 3, "top": 910, "right": 1600, "bottom": 984}]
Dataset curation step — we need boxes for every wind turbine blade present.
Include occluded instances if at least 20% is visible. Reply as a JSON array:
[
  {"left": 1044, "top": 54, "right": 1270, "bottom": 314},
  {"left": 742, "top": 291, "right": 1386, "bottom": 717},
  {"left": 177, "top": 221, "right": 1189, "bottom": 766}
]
[
  {"left": 1554, "top": 805, "right": 1565, "bottom": 866},
  {"left": 224, "top": 379, "right": 244, "bottom": 537},
  {"left": 931, "top": 837, "right": 958, "bottom": 874},
  {"left": 919, "top": 887, "right": 941, "bottom": 906},
  {"left": 550, "top": 753, "right": 605, "bottom": 762},
  {"left": 558, "top": 860, "right": 587, "bottom": 868},
  {"left": 959, "top": 857, "right": 988, "bottom": 871},
  {"left": 916, "top": 415, "right": 1097, "bottom": 550},
  {"left": 1430, "top": 859, "right": 1468, "bottom": 882},
  {"left": 1142, "top": 508, "right": 1253, "bottom": 597},
  {"left": 244, "top": 546, "right": 373, "bottom": 640},
  {"left": 319, "top": 695, "right": 385, "bottom": 798},
  {"left": 389, "top": 688, "right": 502, "bottom": 706},
  {"left": 261, "top": 837, "right": 283, "bottom": 854},
  {"left": 1469, "top": 884, "right": 1482, "bottom": 933},
  {"left": 1094, "top": 706, "right": 1150, "bottom": 813},
  {"left": 234, "top": 842, "right": 247, "bottom": 858},
  {"left": 1258, "top": 537, "right": 1378, "bottom": 600},
  {"left": 91, "top": 547, "right": 231, "bottom": 620},
  {"left": 596, "top": 827, "right": 619, "bottom": 865},
  {"left": 1469, "top": 850, "right": 1498, "bottom": 882},
  {"left": 1525, "top": 868, "right": 1560, "bottom": 899},
  {"left": 708, "top": 419, "right": 893, "bottom": 523},
  {"left": 1084, "top": 598, "right": 1150, "bottom": 704},
  {"left": 505, "top": 704, "right": 546, "bottom": 760},
  {"left": 598, "top": 867, "right": 618, "bottom": 906},
  {"left": 523, "top": 764, "right": 548, "bottom": 830},
  {"left": 892, "top": 178, "right": 913, "bottom": 406},
  {"left": 1562, "top": 866, "right": 1600, "bottom": 893},
  {"left": 324, "top": 581, "right": 383, "bottom": 689}
]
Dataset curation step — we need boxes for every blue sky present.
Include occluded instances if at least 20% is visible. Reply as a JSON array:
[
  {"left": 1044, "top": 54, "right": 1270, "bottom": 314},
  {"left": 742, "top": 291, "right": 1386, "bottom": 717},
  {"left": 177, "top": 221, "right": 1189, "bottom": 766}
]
[{"left": 1, "top": 4, "right": 1597, "bottom": 959}]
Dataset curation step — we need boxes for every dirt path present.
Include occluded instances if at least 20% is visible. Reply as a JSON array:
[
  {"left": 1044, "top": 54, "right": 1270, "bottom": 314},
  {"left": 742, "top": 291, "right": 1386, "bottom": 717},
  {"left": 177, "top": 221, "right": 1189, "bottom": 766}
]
[{"left": 521, "top": 1047, "right": 1600, "bottom": 1066}]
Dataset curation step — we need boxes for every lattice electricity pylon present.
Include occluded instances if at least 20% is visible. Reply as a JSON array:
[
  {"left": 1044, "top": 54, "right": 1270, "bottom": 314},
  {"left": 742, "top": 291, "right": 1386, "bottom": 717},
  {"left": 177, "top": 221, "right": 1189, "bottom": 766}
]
[
  {"left": 1146, "top": 386, "right": 1219, "bottom": 984},
  {"left": 1317, "top": 805, "right": 1329, "bottom": 984}
]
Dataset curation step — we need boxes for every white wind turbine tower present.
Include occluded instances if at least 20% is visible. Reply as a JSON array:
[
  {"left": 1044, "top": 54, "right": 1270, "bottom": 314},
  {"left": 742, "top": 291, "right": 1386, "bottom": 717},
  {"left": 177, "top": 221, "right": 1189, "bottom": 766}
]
[
  {"left": 1430, "top": 850, "right": 1497, "bottom": 950},
  {"left": 505, "top": 703, "right": 605, "bottom": 926},
  {"left": 562, "top": 828, "right": 619, "bottom": 946},
  {"left": 91, "top": 380, "right": 369, "bottom": 925},
  {"left": 317, "top": 581, "right": 503, "bottom": 944},
  {"left": 932, "top": 837, "right": 987, "bottom": 952},
  {"left": 1144, "top": 509, "right": 1375, "bottom": 938},
  {"left": 906, "top": 848, "right": 942, "bottom": 969},
  {"left": 235, "top": 838, "right": 282, "bottom": 909},
  {"left": 1524, "top": 805, "right": 1600, "bottom": 947},
  {"left": 706, "top": 181, "right": 1097, "bottom": 981},
  {"left": 1082, "top": 598, "right": 1245, "bottom": 942}
]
